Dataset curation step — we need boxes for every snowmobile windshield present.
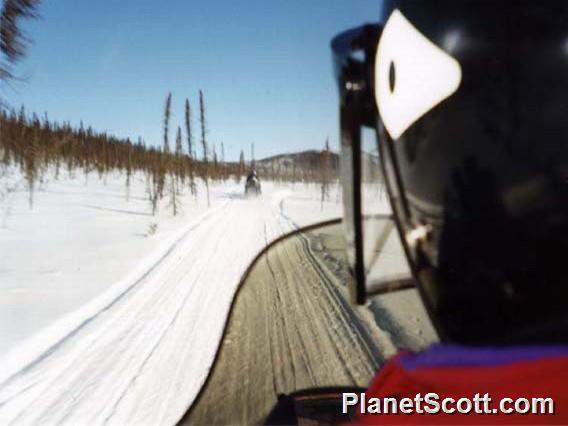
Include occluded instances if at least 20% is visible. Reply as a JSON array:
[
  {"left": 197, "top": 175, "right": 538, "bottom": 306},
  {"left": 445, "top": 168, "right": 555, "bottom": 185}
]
[{"left": 332, "top": 24, "right": 413, "bottom": 304}]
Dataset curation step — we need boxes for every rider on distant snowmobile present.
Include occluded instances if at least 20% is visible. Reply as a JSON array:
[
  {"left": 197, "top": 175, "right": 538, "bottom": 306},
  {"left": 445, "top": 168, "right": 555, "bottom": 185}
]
[
  {"left": 246, "top": 170, "right": 258, "bottom": 183},
  {"left": 334, "top": 1, "right": 568, "bottom": 423},
  {"left": 245, "top": 169, "right": 261, "bottom": 195}
]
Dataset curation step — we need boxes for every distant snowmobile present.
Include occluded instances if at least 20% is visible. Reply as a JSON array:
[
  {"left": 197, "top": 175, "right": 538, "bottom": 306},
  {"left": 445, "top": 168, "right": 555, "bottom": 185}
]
[{"left": 244, "top": 171, "right": 261, "bottom": 197}]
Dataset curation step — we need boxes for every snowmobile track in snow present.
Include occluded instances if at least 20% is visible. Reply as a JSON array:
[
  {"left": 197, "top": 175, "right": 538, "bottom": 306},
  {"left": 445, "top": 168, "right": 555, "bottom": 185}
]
[
  {"left": 183, "top": 221, "right": 386, "bottom": 425},
  {"left": 0, "top": 188, "right": 303, "bottom": 425},
  {"left": 0, "top": 205, "right": 226, "bottom": 394}
]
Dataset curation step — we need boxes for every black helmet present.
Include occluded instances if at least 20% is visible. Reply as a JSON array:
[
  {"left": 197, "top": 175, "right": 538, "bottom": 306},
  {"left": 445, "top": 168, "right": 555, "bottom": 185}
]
[{"left": 333, "top": 1, "right": 568, "bottom": 345}]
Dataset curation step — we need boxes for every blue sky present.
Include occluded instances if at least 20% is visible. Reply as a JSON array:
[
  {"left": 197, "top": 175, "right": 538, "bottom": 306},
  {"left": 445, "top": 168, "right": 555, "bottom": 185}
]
[{"left": 4, "top": 0, "right": 380, "bottom": 161}]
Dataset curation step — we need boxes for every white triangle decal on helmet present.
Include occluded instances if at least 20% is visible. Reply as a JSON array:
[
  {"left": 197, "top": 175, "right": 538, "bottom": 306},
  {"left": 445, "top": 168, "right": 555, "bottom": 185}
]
[{"left": 375, "top": 9, "right": 462, "bottom": 140}]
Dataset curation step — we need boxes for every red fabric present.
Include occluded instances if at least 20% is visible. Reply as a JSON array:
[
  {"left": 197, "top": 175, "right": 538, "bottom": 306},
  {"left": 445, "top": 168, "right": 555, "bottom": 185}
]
[{"left": 356, "top": 354, "right": 568, "bottom": 424}]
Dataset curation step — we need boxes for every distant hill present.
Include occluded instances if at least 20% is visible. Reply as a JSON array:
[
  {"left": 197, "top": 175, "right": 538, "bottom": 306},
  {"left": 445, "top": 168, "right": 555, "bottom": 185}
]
[
  {"left": 256, "top": 149, "right": 380, "bottom": 182},
  {"left": 255, "top": 150, "right": 340, "bottom": 181},
  {"left": 258, "top": 150, "right": 339, "bottom": 170}
]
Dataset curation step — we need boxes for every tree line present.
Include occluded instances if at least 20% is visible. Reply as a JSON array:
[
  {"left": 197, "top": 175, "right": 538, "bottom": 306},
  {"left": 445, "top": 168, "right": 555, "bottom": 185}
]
[
  {"left": 0, "top": 93, "right": 337, "bottom": 215},
  {"left": 0, "top": 92, "right": 244, "bottom": 214}
]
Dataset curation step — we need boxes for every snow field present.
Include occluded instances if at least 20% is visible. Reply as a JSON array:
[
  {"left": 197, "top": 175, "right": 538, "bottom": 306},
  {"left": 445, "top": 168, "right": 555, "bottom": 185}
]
[
  {"left": 0, "top": 167, "right": 228, "bottom": 354},
  {"left": 0, "top": 168, "right": 342, "bottom": 425}
]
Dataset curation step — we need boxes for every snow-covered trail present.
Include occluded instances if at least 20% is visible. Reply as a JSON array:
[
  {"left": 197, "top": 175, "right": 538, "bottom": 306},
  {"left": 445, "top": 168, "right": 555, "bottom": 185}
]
[{"left": 0, "top": 187, "right": 297, "bottom": 425}]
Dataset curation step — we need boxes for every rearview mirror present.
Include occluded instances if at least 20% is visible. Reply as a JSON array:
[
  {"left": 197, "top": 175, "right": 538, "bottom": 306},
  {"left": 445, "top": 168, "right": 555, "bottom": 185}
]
[
  {"left": 303, "top": 217, "right": 414, "bottom": 303},
  {"left": 360, "top": 215, "right": 414, "bottom": 299},
  {"left": 242, "top": 219, "right": 414, "bottom": 305}
]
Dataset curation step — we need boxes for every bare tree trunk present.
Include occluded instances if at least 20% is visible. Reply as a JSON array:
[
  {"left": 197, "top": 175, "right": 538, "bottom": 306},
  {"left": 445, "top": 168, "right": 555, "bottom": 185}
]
[
  {"left": 163, "top": 92, "right": 172, "bottom": 154},
  {"left": 199, "top": 89, "right": 210, "bottom": 207},
  {"left": 185, "top": 98, "right": 197, "bottom": 197}
]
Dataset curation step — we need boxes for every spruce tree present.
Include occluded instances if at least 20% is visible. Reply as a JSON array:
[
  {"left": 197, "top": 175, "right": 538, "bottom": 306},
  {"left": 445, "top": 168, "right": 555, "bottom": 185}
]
[
  {"left": 0, "top": 0, "right": 41, "bottom": 83},
  {"left": 199, "top": 89, "right": 210, "bottom": 206}
]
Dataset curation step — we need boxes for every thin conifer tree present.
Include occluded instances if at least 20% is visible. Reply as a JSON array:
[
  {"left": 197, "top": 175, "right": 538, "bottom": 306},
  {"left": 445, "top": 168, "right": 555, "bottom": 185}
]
[
  {"left": 199, "top": 89, "right": 210, "bottom": 207},
  {"left": 184, "top": 98, "right": 197, "bottom": 196},
  {"left": 163, "top": 92, "right": 172, "bottom": 154}
]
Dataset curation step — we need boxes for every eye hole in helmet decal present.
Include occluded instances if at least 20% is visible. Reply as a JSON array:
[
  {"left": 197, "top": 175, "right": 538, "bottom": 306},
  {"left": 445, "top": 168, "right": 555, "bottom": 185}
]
[
  {"left": 388, "top": 61, "right": 396, "bottom": 93},
  {"left": 375, "top": 9, "right": 462, "bottom": 140}
]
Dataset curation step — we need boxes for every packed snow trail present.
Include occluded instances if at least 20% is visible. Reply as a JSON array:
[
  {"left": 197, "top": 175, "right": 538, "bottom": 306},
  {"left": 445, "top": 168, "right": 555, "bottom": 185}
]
[
  {"left": 184, "top": 223, "right": 381, "bottom": 424},
  {"left": 0, "top": 186, "right": 299, "bottom": 425},
  {"left": 183, "top": 222, "right": 436, "bottom": 424}
]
